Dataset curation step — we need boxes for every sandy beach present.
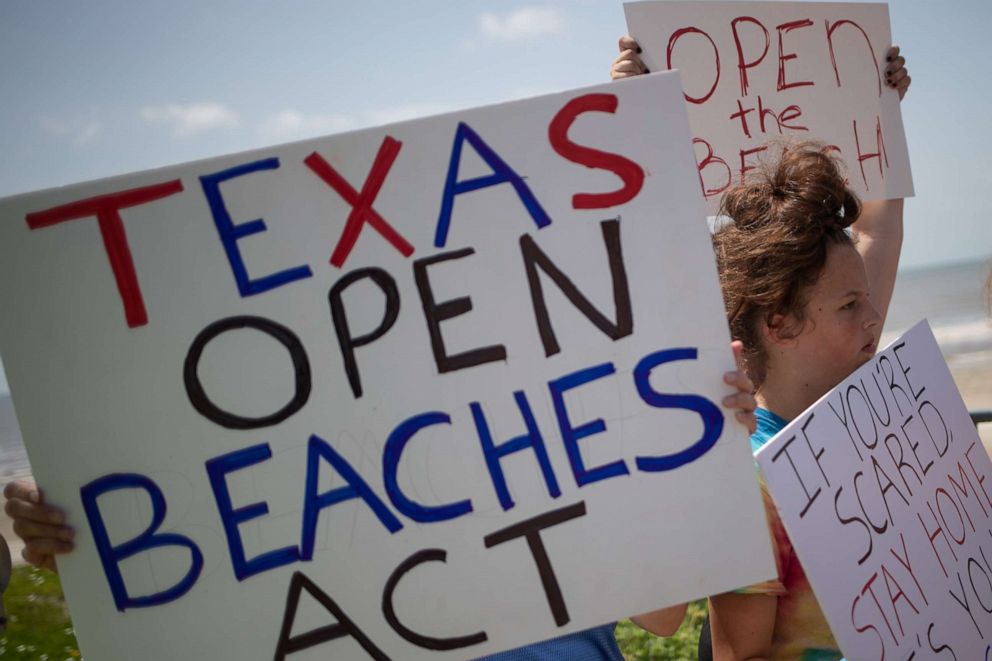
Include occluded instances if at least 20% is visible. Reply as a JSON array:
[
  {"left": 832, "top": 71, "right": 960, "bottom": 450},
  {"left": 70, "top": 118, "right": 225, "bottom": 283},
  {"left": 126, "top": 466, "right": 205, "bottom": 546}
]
[{"left": 949, "top": 350, "right": 992, "bottom": 445}]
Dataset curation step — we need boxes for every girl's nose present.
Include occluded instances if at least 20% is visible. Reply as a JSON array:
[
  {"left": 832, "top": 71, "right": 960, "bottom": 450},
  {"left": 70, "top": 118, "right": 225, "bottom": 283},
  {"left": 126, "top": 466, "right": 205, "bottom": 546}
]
[{"left": 864, "top": 299, "right": 882, "bottom": 329}]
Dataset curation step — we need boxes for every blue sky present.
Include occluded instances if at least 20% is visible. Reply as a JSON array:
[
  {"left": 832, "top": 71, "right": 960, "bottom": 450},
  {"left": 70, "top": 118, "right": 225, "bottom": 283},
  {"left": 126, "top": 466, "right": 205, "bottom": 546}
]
[{"left": 1, "top": 0, "right": 991, "bottom": 393}]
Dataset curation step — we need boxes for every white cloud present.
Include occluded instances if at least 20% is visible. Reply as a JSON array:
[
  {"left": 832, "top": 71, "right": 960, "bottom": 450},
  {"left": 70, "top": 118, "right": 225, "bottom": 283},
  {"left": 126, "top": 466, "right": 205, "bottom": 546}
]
[
  {"left": 39, "top": 115, "right": 102, "bottom": 145},
  {"left": 257, "top": 110, "right": 356, "bottom": 142},
  {"left": 506, "top": 84, "right": 564, "bottom": 101},
  {"left": 139, "top": 102, "right": 240, "bottom": 137},
  {"left": 256, "top": 103, "right": 455, "bottom": 145},
  {"left": 479, "top": 7, "right": 564, "bottom": 42},
  {"left": 366, "top": 103, "right": 455, "bottom": 126},
  {"left": 74, "top": 122, "right": 102, "bottom": 145},
  {"left": 39, "top": 116, "right": 71, "bottom": 136}
]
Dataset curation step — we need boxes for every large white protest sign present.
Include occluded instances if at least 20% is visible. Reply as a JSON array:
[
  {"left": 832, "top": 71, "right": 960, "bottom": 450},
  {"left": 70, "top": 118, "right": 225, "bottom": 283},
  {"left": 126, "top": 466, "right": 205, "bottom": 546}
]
[
  {"left": 625, "top": 1, "right": 914, "bottom": 213},
  {"left": 0, "top": 72, "right": 775, "bottom": 659},
  {"left": 756, "top": 321, "right": 992, "bottom": 659}
]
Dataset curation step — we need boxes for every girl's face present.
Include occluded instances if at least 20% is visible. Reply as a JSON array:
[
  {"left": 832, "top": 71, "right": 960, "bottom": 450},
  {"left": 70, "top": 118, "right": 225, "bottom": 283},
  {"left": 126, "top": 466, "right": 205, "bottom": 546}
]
[{"left": 775, "top": 242, "right": 882, "bottom": 399}]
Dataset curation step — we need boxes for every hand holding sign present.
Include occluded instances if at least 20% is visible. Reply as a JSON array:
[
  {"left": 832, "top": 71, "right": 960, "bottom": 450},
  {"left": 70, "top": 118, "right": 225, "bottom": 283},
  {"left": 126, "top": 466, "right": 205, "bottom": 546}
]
[
  {"left": 3, "top": 479, "right": 73, "bottom": 573},
  {"left": 611, "top": 36, "right": 651, "bottom": 79},
  {"left": 885, "top": 45, "right": 910, "bottom": 100}
]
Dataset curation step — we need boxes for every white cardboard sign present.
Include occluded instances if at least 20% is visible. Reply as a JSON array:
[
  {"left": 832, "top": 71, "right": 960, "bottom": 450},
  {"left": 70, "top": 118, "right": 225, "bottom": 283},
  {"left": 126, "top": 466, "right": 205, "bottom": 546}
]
[
  {"left": 756, "top": 321, "right": 992, "bottom": 659},
  {"left": 0, "top": 73, "right": 775, "bottom": 660},
  {"left": 625, "top": 1, "right": 914, "bottom": 213}
]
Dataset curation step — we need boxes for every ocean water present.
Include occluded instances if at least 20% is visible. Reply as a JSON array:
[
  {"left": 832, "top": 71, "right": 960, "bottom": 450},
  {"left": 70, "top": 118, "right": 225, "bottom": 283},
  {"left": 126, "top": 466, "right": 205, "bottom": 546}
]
[
  {"left": 0, "top": 259, "right": 990, "bottom": 482},
  {"left": 882, "top": 258, "right": 992, "bottom": 355}
]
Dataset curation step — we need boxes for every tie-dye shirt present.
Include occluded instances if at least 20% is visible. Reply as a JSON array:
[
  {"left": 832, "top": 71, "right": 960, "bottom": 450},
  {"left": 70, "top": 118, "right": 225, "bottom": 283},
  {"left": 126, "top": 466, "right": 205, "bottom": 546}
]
[{"left": 744, "top": 408, "right": 842, "bottom": 661}]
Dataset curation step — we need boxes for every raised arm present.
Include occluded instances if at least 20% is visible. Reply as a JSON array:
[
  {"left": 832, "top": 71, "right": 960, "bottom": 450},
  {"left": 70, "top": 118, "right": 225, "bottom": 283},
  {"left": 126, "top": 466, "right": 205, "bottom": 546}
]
[
  {"left": 853, "top": 45, "right": 911, "bottom": 325},
  {"left": 853, "top": 197, "right": 903, "bottom": 325}
]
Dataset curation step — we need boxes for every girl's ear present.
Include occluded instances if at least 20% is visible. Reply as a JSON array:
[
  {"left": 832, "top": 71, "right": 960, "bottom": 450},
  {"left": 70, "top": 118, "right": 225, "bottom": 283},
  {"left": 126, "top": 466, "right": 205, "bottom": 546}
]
[
  {"left": 759, "top": 314, "right": 780, "bottom": 345},
  {"left": 763, "top": 313, "right": 801, "bottom": 347}
]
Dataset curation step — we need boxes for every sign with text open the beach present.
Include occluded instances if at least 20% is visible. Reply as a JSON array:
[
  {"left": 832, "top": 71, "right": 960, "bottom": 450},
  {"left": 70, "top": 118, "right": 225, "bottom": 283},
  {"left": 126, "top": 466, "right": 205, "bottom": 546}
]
[
  {"left": 756, "top": 321, "right": 992, "bottom": 659},
  {"left": 625, "top": 1, "right": 914, "bottom": 214},
  {"left": 0, "top": 73, "right": 774, "bottom": 660}
]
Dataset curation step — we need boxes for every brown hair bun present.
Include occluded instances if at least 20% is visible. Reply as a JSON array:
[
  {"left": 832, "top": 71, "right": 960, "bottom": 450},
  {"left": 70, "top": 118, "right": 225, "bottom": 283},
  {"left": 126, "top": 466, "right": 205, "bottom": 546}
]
[
  {"left": 720, "top": 142, "right": 860, "bottom": 234},
  {"left": 713, "top": 141, "right": 861, "bottom": 385}
]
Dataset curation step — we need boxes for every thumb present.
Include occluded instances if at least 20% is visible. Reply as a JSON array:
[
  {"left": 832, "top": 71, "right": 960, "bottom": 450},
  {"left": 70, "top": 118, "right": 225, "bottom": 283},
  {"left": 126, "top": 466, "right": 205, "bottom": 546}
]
[{"left": 730, "top": 339, "right": 746, "bottom": 371}]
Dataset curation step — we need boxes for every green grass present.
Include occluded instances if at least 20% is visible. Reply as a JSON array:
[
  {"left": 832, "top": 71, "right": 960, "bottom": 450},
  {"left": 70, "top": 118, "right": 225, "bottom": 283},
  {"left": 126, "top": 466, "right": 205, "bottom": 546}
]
[
  {"left": 616, "top": 600, "right": 707, "bottom": 660},
  {"left": 0, "top": 566, "right": 703, "bottom": 660},
  {"left": 1, "top": 566, "right": 80, "bottom": 660}
]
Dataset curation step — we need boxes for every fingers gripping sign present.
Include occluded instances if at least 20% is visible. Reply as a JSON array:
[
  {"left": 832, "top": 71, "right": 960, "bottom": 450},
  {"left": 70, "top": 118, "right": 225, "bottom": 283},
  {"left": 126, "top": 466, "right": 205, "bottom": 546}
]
[{"left": 611, "top": 35, "right": 649, "bottom": 79}]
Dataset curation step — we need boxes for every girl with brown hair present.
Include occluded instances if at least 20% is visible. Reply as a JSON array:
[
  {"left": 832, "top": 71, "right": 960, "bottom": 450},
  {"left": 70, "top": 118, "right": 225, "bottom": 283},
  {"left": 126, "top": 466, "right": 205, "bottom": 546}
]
[
  {"left": 614, "top": 40, "right": 910, "bottom": 660},
  {"left": 707, "top": 141, "right": 896, "bottom": 660}
]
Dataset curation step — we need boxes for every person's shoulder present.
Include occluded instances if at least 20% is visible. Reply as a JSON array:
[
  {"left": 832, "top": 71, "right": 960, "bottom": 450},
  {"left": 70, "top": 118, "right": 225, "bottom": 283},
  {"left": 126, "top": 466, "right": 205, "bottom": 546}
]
[{"left": 750, "top": 408, "right": 789, "bottom": 453}]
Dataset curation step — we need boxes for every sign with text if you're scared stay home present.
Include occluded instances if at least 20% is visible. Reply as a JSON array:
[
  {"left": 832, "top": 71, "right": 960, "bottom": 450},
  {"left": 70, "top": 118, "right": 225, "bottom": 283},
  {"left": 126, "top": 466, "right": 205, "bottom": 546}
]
[
  {"left": 757, "top": 322, "right": 992, "bottom": 659},
  {"left": 0, "top": 72, "right": 775, "bottom": 660},
  {"left": 625, "top": 1, "right": 914, "bottom": 214}
]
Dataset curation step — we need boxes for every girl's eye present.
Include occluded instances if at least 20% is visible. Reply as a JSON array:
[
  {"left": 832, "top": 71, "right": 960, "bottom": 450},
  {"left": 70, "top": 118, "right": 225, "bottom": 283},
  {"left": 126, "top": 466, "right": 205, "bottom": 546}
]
[{"left": 841, "top": 300, "right": 856, "bottom": 310}]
